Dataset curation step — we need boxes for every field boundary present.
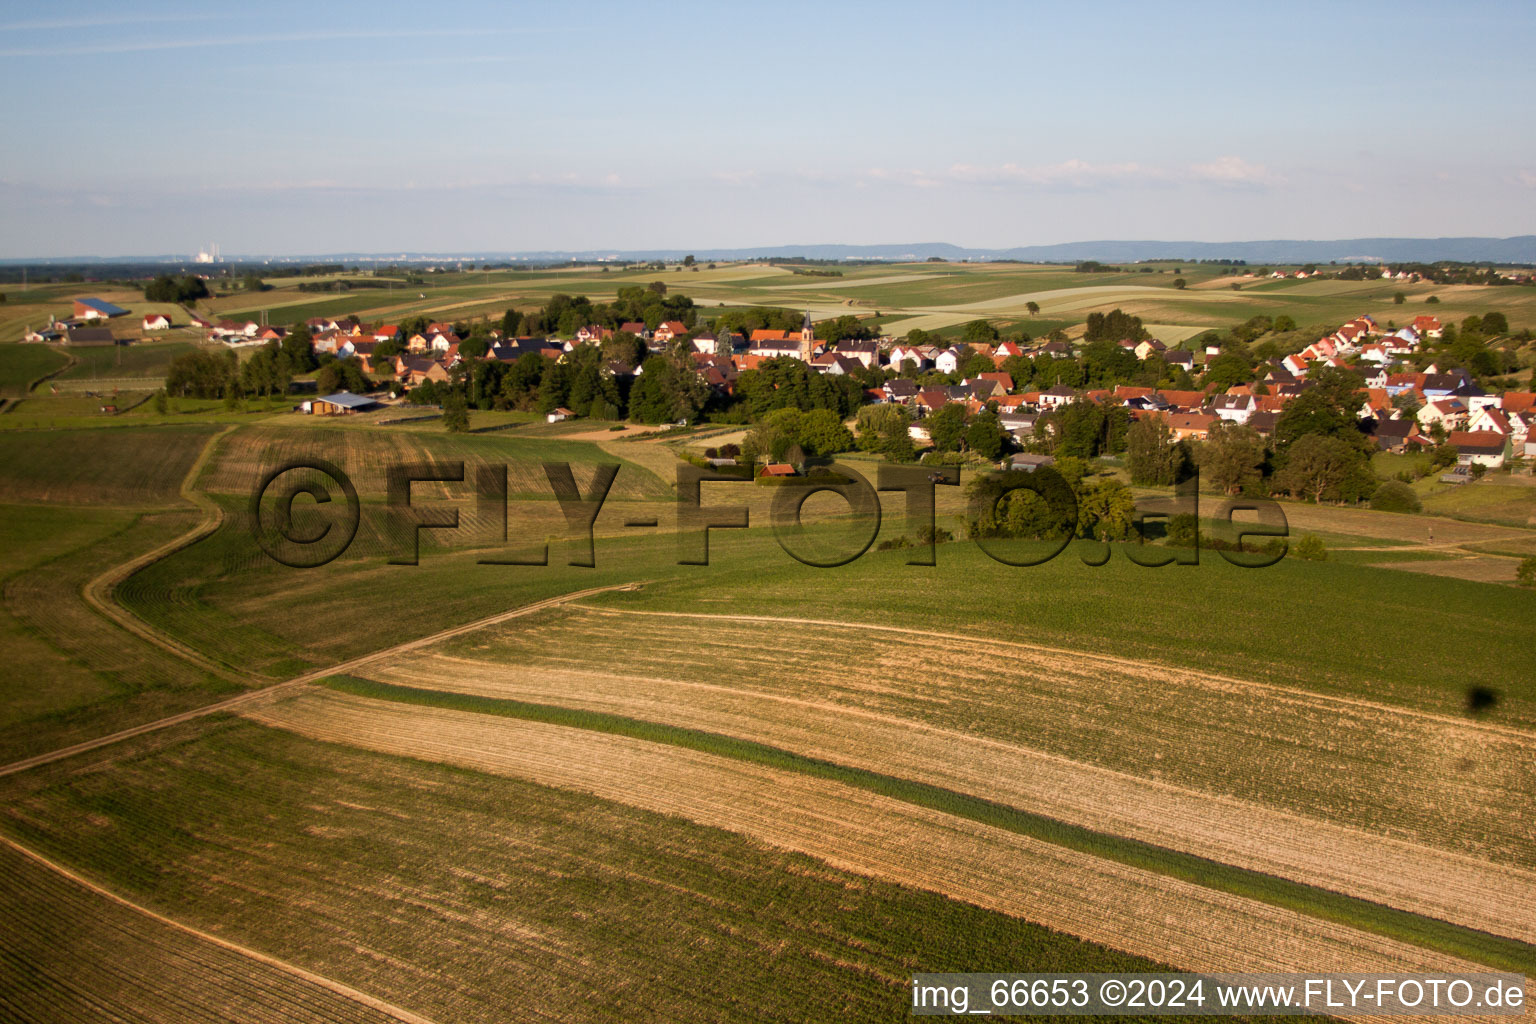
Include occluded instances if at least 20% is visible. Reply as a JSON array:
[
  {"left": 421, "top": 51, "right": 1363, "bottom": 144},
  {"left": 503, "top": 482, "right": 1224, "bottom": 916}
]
[
  {"left": 0, "top": 581, "right": 646, "bottom": 778},
  {"left": 0, "top": 833, "right": 443, "bottom": 1024}
]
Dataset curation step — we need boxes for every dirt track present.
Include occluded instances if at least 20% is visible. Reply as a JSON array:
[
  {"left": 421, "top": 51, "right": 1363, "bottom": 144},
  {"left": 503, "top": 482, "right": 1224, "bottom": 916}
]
[{"left": 0, "top": 582, "right": 644, "bottom": 779}]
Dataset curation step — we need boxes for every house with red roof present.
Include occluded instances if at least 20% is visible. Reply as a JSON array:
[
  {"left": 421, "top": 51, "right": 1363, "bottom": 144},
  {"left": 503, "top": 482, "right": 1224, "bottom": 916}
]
[{"left": 1448, "top": 430, "right": 1507, "bottom": 468}]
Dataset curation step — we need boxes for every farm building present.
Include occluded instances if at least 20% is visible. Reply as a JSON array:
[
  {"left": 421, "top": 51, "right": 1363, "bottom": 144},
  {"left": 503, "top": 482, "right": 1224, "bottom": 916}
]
[
  {"left": 306, "top": 391, "right": 379, "bottom": 416},
  {"left": 1009, "top": 453, "right": 1057, "bottom": 472},
  {"left": 64, "top": 327, "right": 120, "bottom": 346},
  {"left": 760, "top": 463, "right": 797, "bottom": 477},
  {"left": 142, "top": 313, "right": 173, "bottom": 330},
  {"left": 546, "top": 407, "right": 575, "bottom": 423},
  {"left": 72, "top": 297, "right": 129, "bottom": 320}
]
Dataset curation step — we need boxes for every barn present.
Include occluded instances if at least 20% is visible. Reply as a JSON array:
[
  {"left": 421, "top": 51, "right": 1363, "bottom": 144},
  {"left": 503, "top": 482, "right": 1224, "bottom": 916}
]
[
  {"left": 307, "top": 391, "right": 380, "bottom": 416},
  {"left": 73, "top": 298, "right": 130, "bottom": 320}
]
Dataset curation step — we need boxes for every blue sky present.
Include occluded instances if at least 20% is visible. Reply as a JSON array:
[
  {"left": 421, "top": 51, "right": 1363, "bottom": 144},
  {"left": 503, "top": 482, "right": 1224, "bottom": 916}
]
[{"left": 3, "top": 0, "right": 1534, "bottom": 257}]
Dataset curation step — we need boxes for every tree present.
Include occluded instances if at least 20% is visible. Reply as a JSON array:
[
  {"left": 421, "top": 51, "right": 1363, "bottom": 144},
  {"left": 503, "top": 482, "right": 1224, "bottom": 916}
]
[
  {"left": 1425, "top": 294, "right": 1440, "bottom": 304},
  {"left": 144, "top": 274, "right": 210, "bottom": 305},
  {"left": 628, "top": 353, "right": 708, "bottom": 424},
  {"left": 240, "top": 345, "right": 291, "bottom": 398},
  {"left": 1482, "top": 311, "right": 1509, "bottom": 335},
  {"left": 1393, "top": 292, "right": 1406, "bottom": 304},
  {"left": 1125, "top": 415, "right": 1184, "bottom": 485},
  {"left": 1370, "top": 479, "right": 1422, "bottom": 513},
  {"left": 164, "top": 349, "right": 237, "bottom": 398},
  {"left": 855, "top": 404, "right": 916, "bottom": 462},
  {"left": 926, "top": 403, "right": 968, "bottom": 453},
  {"left": 962, "top": 319, "right": 1000, "bottom": 344},
  {"left": 602, "top": 331, "right": 644, "bottom": 369},
  {"left": 1051, "top": 402, "right": 1110, "bottom": 458},
  {"left": 1173, "top": 278, "right": 1187, "bottom": 290},
  {"left": 152, "top": 389, "right": 168, "bottom": 415},
  {"left": 798, "top": 408, "right": 855, "bottom": 457},
  {"left": 1273, "top": 315, "right": 1296, "bottom": 332},
  {"left": 683, "top": 254, "right": 696, "bottom": 267},
  {"left": 1202, "top": 351, "right": 1253, "bottom": 392},
  {"left": 441, "top": 391, "right": 471, "bottom": 433},
  {"left": 1083, "top": 309, "right": 1147, "bottom": 344},
  {"left": 1293, "top": 534, "right": 1328, "bottom": 561},
  {"left": 281, "top": 326, "right": 317, "bottom": 373},
  {"left": 965, "top": 410, "right": 1006, "bottom": 460},
  {"left": 1273, "top": 433, "right": 1371, "bottom": 503},
  {"left": 1272, "top": 366, "right": 1365, "bottom": 450},
  {"left": 1197, "top": 421, "right": 1265, "bottom": 495},
  {"left": 1076, "top": 479, "right": 1136, "bottom": 541},
  {"left": 314, "top": 356, "right": 370, "bottom": 397},
  {"left": 1517, "top": 556, "right": 1536, "bottom": 588},
  {"left": 1025, "top": 301, "right": 1041, "bottom": 316}
]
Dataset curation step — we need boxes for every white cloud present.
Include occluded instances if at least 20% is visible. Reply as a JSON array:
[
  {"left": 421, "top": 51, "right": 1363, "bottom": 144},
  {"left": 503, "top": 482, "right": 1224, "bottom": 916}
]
[
  {"left": 947, "top": 159, "right": 1164, "bottom": 187},
  {"left": 1187, "top": 156, "right": 1283, "bottom": 187}
]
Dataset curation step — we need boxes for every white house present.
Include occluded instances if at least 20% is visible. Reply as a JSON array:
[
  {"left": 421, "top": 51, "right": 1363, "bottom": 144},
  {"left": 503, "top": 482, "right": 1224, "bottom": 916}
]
[
  {"left": 142, "top": 313, "right": 172, "bottom": 331},
  {"left": 1209, "top": 393, "right": 1256, "bottom": 424},
  {"left": 933, "top": 347, "right": 965, "bottom": 375},
  {"left": 1038, "top": 384, "right": 1077, "bottom": 409}
]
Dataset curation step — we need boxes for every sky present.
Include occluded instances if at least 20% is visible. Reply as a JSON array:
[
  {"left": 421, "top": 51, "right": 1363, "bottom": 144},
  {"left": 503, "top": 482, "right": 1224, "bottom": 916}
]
[{"left": 3, "top": 0, "right": 1535, "bottom": 258}]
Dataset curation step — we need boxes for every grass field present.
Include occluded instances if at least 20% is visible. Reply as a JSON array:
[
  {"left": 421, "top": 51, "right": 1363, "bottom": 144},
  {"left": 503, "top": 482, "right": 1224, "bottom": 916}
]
[
  {"left": 0, "top": 343, "right": 69, "bottom": 395},
  {"left": 55, "top": 338, "right": 198, "bottom": 381},
  {"left": 0, "top": 424, "right": 219, "bottom": 505}
]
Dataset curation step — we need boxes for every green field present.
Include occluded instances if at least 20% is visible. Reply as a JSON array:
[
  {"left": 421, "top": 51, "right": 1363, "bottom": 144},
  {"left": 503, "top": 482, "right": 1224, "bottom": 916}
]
[
  {"left": 0, "top": 424, "right": 218, "bottom": 505},
  {"left": 0, "top": 343, "right": 69, "bottom": 395}
]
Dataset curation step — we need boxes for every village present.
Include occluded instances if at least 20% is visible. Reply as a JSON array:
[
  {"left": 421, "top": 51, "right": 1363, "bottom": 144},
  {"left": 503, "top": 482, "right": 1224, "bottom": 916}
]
[{"left": 28, "top": 287, "right": 1534, "bottom": 483}]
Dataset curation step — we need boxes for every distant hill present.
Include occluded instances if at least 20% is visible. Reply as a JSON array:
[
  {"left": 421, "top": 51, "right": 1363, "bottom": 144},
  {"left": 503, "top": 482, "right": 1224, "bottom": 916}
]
[
  {"left": 522, "top": 237, "right": 1536, "bottom": 265},
  {"left": 8, "top": 236, "right": 1535, "bottom": 265}
]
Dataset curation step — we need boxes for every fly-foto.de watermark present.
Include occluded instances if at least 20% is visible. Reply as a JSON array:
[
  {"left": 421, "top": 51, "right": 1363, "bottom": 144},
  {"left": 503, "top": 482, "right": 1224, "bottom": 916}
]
[
  {"left": 249, "top": 459, "right": 1289, "bottom": 570},
  {"left": 910, "top": 973, "right": 1529, "bottom": 1016}
]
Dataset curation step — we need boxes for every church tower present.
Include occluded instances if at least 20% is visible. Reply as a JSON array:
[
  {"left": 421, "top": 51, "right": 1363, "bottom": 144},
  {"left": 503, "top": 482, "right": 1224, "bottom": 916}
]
[{"left": 799, "top": 310, "right": 813, "bottom": 362}]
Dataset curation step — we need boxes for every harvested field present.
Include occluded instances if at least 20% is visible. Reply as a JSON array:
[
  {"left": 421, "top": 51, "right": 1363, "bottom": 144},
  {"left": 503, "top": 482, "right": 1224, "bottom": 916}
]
[
  {"left": 366, "top": 649, "right": 1536, "bottom": 945},
  {"left": 420, "top": 607, "right": 1536, "bottom": 873},
  {"left": 244, "top": 688, "right": 1519, "bottom": 1001},
  {"left": 0, "top": 717, "right": 1212, "bottom": 1024},
  {"left": 0, "top": 839, "right": 418, "bottom": 1024}
]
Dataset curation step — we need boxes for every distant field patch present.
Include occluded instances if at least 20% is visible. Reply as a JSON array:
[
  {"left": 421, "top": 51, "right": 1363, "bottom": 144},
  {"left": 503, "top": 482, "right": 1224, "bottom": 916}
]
[
  {"left": 0, "top": 344, "right": 69, "bottom": 395},
  {"left": 57, "top": 339, "right": 198, "bottom": 381},
  {"left": 0, "top": 424, "right": 218, "bottom": 505}
]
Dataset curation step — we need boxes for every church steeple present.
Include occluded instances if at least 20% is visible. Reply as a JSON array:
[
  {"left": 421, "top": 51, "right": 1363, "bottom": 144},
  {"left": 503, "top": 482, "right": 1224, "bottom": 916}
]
[{"left": 799, "top": 310, "right": 813, "bottom": 361}]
